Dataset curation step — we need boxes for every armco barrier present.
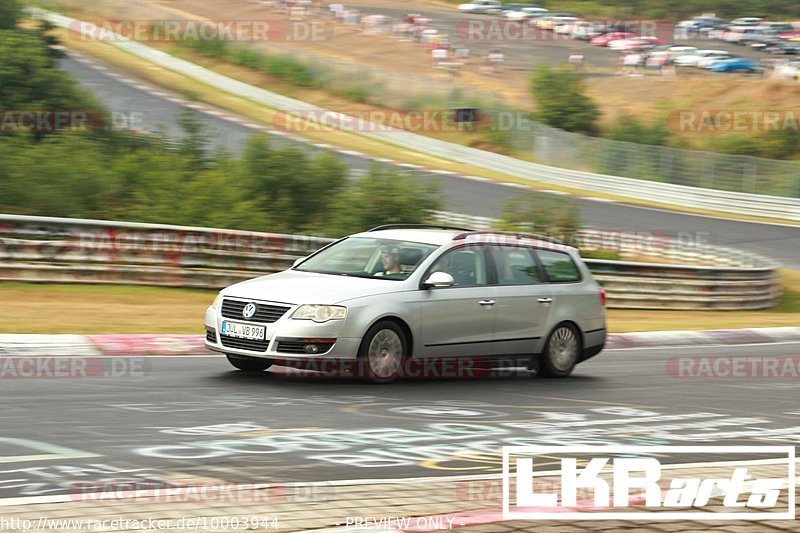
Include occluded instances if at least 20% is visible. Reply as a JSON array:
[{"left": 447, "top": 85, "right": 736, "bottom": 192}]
[
  {"left": 35, "top": 9, "right": 800, "bottom": 222},
  {"left": 0, "top": 213, "right": 782, "bottom": 310}
]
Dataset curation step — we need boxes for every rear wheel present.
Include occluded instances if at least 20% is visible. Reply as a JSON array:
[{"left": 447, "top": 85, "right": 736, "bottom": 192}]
[
  {"left": 226, "top": 354, "right": 273, "bottom": 372},
  {"left": 359, "top": 321, "right": 407, "bottom": 384},
  {"left": 539, "top": 324, "right": 581, "bottom": 378}
]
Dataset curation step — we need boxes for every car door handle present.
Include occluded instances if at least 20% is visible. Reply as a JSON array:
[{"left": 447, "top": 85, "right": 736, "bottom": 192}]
[
  {"left": 478, "top": 300, "right": 496, "bottom": 306},
  {"left": 537, "top": 298, "right": 553, "bottom": 304}
]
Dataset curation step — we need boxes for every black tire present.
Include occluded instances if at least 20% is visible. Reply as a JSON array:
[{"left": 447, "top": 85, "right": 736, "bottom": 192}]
[
  {"left": 358, "top": 321, "right": 408, "bottom": 384},
  {"left": 538, "top": 323, "right": 582, "bottom": 378},
  {"left": 226, "top": 354, "right": 273, "bottom": 372}
]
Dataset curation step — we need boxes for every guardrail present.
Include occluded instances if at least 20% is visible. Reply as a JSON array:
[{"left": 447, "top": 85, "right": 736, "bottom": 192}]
[
  {"left": 0, "top": 214, "right": 781, "bottom": 310},
  {"left": 35, "top": 9, "right": 800, "bottom": 222}
]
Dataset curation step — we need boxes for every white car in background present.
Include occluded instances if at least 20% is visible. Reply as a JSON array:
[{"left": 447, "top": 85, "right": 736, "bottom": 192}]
[
  {"left": 696, "top": 51, "right": 734, "bottom": 68},
  {"left": 458, "top": 0, "right": 502, "bottom": 15},
  {"left": 552, "top": 18, "right": 582, "bottom": 34},
  {"left": 729, "top": 17, "right": 763, "bottom": 26},
  {"left": 505, "top": 7, "right": 548, "bottom": 21},
  {"left": 674, "top": 49, "right": 730, "bottom": 67},
  {"left": 663, "top": 45, "right": 698, "bottom": 57},
  {"left": 534, "top": 13, "right": 576, "bottom": 30},
  {"left": 774, "top": 61, "right": 800, "bottom": 79}
]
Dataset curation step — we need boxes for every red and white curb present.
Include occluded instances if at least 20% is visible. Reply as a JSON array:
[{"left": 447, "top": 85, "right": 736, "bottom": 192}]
[
  {"left": 66, "top": 51, "right": 613, "bottom": 204},
  {"left": 1, "top": 328, "right": 798, "bottom": 357}
]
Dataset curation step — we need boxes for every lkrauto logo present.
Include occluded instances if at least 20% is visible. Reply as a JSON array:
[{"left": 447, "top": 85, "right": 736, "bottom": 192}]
[{"left": 503, "top": 446, "right": 795, "bottom": 520}]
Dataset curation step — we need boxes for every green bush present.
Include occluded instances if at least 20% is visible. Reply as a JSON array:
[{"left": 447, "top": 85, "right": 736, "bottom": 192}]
[
  {"left": 531, "top": 65, "right": 599, "bottom": 135},
  {"left": 494, "top": 190, "right": 581, "bottom": 245}
]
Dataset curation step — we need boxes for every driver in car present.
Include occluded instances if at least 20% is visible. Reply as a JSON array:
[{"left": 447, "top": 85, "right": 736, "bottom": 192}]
[{"left": 375, "top": 245, "right": 404, "bottom": 277}]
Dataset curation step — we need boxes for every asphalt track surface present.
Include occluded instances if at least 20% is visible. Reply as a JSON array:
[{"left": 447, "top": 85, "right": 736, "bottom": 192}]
[
  {"left": 1, "top": 342, "right": 799, "bottom": 498},
  {"left": 60, "top": 55, "right": 800, "bottom": 268}
]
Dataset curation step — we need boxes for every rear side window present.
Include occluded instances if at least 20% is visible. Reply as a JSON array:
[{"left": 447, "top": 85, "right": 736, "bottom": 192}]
[
  {"left": 536, "top": 250, "right": 581, "bottom": 282},
  {"left": 487, "top": 245, "right": 541, "bottom": 285}
]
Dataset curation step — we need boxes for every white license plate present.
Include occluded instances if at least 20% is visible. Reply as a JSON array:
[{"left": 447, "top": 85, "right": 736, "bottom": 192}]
[{"left": 221, "top": 321, "right": 266, "bottom": 340}]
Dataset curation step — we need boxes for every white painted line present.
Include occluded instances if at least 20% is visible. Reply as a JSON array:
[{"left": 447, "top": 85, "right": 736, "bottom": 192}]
[
  {"left": 606, "top": 340, "right": 800, "bottom": 351},
  {"left": 582, "top": 197, "right": 616, "bottom": 203},
  {"left": 427, "top": 169, "right": 457, "bottom": 175}
]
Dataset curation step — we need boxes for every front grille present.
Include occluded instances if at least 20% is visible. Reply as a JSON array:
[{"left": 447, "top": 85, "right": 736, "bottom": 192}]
[
  {"left": 221, "top": 299, "right": 290, "bottom": 323},
  {"left": 205, "top": 328, "right": 216, "bottom": 343},
  {"left": 276, "top": 340, "right": 334, "bottom": 355},
  {"left": 220, "top": 336, "right": 269, "bottom": 352}
]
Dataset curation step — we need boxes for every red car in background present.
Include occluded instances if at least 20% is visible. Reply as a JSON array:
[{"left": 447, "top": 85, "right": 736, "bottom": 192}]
[{"left": 590, "top": 32, "right": 637, "bottom": 46}]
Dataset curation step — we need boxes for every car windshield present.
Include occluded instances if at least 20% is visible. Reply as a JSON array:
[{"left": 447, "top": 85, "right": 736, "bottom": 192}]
[{"left": 294, "top": 237, "right": 439, "bottom": 280}]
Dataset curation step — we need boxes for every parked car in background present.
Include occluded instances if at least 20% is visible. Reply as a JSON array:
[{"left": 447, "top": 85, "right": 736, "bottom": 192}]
[
  {"left": 729, "top": 17, "right": 763, "bottom": 26},
  {"left": 457, "top": 0, "right": 502, "bottom": 15},
  {"left": 697, "top": 51, "right": 734, "bottom": 68},
  {"left": 675, "top": 49, "right": 730, "bottom": 67},
  {"left": 608, "top": 37, "right": 662, "bottom": 51},
  {"left": 590, "top": 32, "right": 636, "bottom": 46},
  {"left": 710, "top": 57, "right": 760, "bottom": 72},
  {"left": 764, "top": 41, "right": 799, "bottom": 55},
  {"left": 774, "top": 61, "right": 800, "bottom": 79},
  {"left": 205, "top": 226, "right": 607, "bottom": 383},
  {"left": 534, "top": 13, "right": 576, "bottom": 30},
  {"left": 504, "top": 6, "right": 548, "bottom": 21}
]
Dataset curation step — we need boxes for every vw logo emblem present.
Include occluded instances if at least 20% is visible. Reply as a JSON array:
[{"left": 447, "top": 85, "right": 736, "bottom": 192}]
[{"left": 242, "top": 303, "right": 257, "bottom": 319}]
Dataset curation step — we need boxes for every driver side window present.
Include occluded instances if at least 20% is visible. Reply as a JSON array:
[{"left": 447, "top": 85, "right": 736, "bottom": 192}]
[{"left": 428, "top": 245, "right": 487, "bottom": 287}]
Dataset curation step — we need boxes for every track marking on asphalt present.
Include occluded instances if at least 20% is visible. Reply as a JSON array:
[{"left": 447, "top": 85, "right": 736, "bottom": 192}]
[{"left": 1, "top": 458, "right": 795, "bottom": 507}]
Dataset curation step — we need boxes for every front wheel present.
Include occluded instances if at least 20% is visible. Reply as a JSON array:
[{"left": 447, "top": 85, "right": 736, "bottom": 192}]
[
  {"left": 358, "top": 321, "right": 407, "bottom": 384},
  {"left": 226, "top": 354, "right": 273, "bottom": 372},
  {"left": 539, "top": 324, "right": 581, "bottom": 378}
]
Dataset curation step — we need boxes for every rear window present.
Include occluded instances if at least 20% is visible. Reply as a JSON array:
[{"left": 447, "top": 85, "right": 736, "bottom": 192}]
[{"left": 536, "top": 250, "right": 581, "bottom": 283}]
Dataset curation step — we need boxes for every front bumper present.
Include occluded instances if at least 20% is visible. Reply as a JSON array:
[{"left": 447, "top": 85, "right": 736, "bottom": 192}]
[{"left": 204, "top": 304, "right": 362, "bottom": 361}]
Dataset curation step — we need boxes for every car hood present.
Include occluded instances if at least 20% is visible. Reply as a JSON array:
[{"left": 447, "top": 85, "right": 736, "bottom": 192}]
[{"left": 222, "top": 269, "right": 408, "bottom": 305}]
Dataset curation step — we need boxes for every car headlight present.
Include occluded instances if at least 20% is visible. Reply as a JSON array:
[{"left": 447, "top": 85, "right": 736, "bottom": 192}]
[
  {"left": 291, "top": 304, "right": 347, "bottom": 323},
  {"left": 210, "top": 292, "right": 223, "bottom": 310}
]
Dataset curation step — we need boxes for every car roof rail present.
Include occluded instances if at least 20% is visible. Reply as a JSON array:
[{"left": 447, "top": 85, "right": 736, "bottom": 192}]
[
  {"left": 367, "top": 224, "right": 475, "bottom": 232},
  {"left": 453, "top": 230, "right": 564, "bottom": 245}
]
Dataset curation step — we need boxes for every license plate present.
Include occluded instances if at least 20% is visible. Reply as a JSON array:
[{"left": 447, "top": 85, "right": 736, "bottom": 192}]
[{"left": 221, "top": 321, "right": 266, "bottom": 340}]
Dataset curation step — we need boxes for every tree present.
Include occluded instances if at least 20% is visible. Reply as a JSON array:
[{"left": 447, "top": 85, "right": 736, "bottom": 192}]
[
  {"left": 531, "top": 64, "right": 599, "bottom": 135},
  {"left": 322, "top": 164, "right": 441, "bottom": 237},
  {"left": 176, "top": 109, "right": 212, "bottom": 171},
  {"left": 495, "top": 191, "right": 581, "bottom": 246},
  {"left": 0, "top": 0, "right": 22, "bottom": 30},
  {"left": 0, "top": 29, "right": 103, "bottom": 136},
  {"left": 242, "top": 136, "right": 348, "bottom": 233}
]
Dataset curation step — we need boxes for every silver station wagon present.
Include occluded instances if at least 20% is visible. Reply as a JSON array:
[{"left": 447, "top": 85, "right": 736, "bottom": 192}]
[{"left": 204, "top": 225, "right": 607, "bottom": 382}]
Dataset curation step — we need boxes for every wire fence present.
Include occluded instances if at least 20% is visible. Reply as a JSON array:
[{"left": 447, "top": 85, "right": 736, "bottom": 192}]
[{"left": 501, "top": 117, "right": 800, "bottom": 198}]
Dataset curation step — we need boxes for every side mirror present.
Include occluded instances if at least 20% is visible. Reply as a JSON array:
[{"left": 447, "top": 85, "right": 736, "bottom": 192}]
[
  {"left": 423, "top": 271, "right": 455, "bottom": 288},
  {"left": 292, "top": 257, "right": 306, "bottom": 268}
]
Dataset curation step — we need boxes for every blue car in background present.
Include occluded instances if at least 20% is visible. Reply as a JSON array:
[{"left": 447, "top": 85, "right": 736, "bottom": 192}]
[{"left": 710, "top": 57, "right": 761, "bottom": 72}]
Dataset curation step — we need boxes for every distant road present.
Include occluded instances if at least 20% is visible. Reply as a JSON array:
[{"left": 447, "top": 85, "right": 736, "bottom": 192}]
[{"left": 60, "top": 54, "right": 800, "bottom": 268}]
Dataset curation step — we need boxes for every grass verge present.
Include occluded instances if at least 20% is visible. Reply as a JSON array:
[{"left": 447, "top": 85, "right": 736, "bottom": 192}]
[{"left": 1, "top": 273, "right": 798, "bottom": 334}]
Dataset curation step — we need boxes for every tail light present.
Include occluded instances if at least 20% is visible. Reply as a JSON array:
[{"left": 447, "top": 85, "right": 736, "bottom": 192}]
[{"left": 599, "top": 289, "right": 607, "bottom": 307}]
